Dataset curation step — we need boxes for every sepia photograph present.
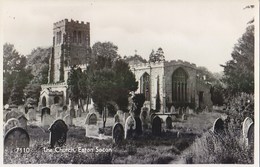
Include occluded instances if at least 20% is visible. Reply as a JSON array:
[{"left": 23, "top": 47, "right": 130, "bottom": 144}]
[{"left": 1, "top": 0, "right": 259, "bottom": 165}]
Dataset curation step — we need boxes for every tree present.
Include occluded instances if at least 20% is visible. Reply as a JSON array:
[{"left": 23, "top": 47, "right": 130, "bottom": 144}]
[
  {"left": 124, "top": 54, "right": 148, "bottom": 65},
  {"left": 221, "top": 25, "right": 254, "bottom": 94},
  {"left": 3, "top": 43, "right": 33, "bottom": 105},
  {"left": 149, "top": 48, "right": 165, "bottom": 63},
  {"left": 86, "top": 41, "right": 138, "bottom": 128}
]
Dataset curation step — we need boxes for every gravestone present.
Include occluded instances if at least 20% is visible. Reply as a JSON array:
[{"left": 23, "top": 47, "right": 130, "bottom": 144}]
[
  {"left": 171, "top": 115, "right": 177, "bottom": 122},
  {"left": 182, "top": 114, "right": 188, "bottom": 121},
  {"left": 134, "top": 117, "right": 142, "bottom": 135},
  {"left": 140, "top": 109, "right": 148, "bottom": 129},
  {"left": 76, "top": 109, "right": 82, "bottom": 117},
  {"left": 63, "top": 114, "right": 73, "bottom": 126},
  {"left": 112, "top": 123, "right": 124, "bottom": 144},
  {"left": 27, "top": 108, "right": 36, "bottom": 121},
  {"left": 70, "top": 108, "right": 76, "bottom": 118},
  {"left": 50, "top": 104, "right": 59, "bottom": 118},
  {"left": 49, "top": 119, "right": 68, "bottom": 148},
  {"left": 152, "top": 116, "right": 162, "bottom": 136},
  {"left": 247, "top": 123, "right": 254, "bottom": 149},
  {"left": 18, "top": 115, "right": 28, "bottom": 130},
  {"left": 170, "top": 105, "right": 175, "bottom": 113},
  {"left": 116, "top": 110, "right": 124, "bottom": 122},
  {"left": 185, "top": 107, "right": 189, "bottom": 114},
  {"left": 166, "top": 116, "right": 172, "bottom": 129},
  {"left": 41, "top": 107, "right": 50, "bottom": 121},
  {"left": 124, "top": 112, "right": 130, "bottom": 123},
  {"left": 85, "top": 113, "right": 98, "bottom": 137},
  {"left": 4, "top": 118, "right": 19, "bottom": 134},
  {"left": 242, "top": 117, "right": 253, "bottom": 139},
  {"left": 124, "top": 116, "right": 136, "bottom": 139},
  {"left": 176, "top": 107, "right": 180, "bottom": 115},
  {"left": 5, "top": 110, "right": 20, "bottom": 122},
  {"left": 212, "top": 118, "right": 224, "bottom": 134},
  {"left": 42, "top": 114, "right": 55, "bottom": 127},
  {"left": 4, "top": 127, "right": 30, "bottom": 149},
  {"left": 114, "top": 114, "right": 120, "bottom": 123}
]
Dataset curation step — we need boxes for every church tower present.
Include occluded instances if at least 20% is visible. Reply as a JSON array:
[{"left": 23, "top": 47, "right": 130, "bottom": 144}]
[{"left": 48, "top": 19, "right": 91, "bottom": 83}]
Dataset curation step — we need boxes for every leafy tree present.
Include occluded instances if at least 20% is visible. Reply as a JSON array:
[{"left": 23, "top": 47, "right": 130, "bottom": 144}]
[
  {"left": 221, "top": 25, "right": 254, "bottom": 94},
  {"left": 23, "top": 84, "right": 41, "bottom": 105},
  {"left": 124, "top": 54, "right": 148, "bottom": 65},
  {"left": 149, "top": 47, "right": 165, "bottom": 63},
  {"left": 3, "top": 43, "right": 33, "bottom": 105}
]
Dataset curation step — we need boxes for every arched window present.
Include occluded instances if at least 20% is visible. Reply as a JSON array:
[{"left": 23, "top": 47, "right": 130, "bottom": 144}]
[
  {"left": 140, "top": 72, "right": 150, "bottom": 101},
  {"left": 73, "top": 31, "right": 77, "bottom": 43},
  {"left": 78, "top": 31, "right": 82, "bottom": 43},
  {"left": 42, "top": 96, "right": 46, "bottom": 107},
  {"left": 172, "top": 68, "right": 188, "bottom": 103}
]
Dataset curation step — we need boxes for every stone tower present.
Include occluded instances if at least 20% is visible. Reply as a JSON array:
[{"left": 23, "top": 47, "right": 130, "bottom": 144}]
[{"left": 48, "top": 19, "right": 91, "bottom": 83}]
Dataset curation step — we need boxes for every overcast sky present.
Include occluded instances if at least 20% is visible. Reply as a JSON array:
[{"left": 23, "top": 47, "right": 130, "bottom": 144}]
[{"left": 1, "top": 0, "right": 256, "bottom": 72}]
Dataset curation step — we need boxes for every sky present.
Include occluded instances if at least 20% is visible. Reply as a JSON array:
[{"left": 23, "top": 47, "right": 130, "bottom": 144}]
[{"left": 1, "top": 0, "right": 257, "bottom": 73}]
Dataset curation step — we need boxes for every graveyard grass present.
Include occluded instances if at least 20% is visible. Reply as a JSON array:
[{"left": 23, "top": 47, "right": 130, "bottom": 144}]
[{"left": 3, "top": 111, "right": 252, "bottom": 164}]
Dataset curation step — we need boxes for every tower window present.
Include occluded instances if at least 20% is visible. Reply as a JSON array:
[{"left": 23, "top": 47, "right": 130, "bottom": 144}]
[{"left": 78, "top": 31, "right": 82, "bottom": 43}]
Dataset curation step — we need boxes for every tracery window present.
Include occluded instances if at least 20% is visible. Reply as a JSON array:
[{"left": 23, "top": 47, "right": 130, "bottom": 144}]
[
  {"left": 140, "top": 72, "right": 150, "bottom": 101},
  {"left": 172, "top": 68, "right": 188, "bottom": 102}
]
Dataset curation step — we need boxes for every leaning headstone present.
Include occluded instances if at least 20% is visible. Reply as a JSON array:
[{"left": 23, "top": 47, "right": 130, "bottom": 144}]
[
  {"left": 42, "top": 114, "right": 55, "bottom": 127},
  {"left": 212, "top": 118, "right": 224, "bottom": 134},
  {"left": 63, "top": 114, "right": 73, "bottom": 126},
  {"left": 85, "top": 113, "right": 99, "bottom": 137},
  {"left": 4, "top": 118, "right": 19, "bottom": 134},
  {"left": 242, "top": 117, "right": 253, "bottom": 139},
  {"left": 166, "top": 116, "right": 172, "bottom": 129},
  {"left": 112, "top": 123, "right": 124, "bottom": 144},
  {"left": 4, "top": 127, "right": 30, "bottom": 149},
  {"left": 134, "top": 117, "right": 142, "bottom": 135},
  {"left": 114, "top": 114, "right": 120, "bottom": 123},
  {"left": 27, "top": 107, "right": 36, "bottom": 121},
  {"left": 18, "top": 105, "right": 26, "bottom": 114},
  {"left": 182, "top": 114, "right": 188, "bottom": 121},
  {"left": 152, "top": 116, "right": 162, "bottom": 136},
  {"left": 17, "top": 115, "right": 28, "bottom": 130},
  {"left": 49, "top": 119, "right": 68, "bottom": 148},
  {"left": 124, "top": 116, "right": 136, "bottom": 139},
  {"left": 185, "top": 107, "right": 190, "bottom": 114}
]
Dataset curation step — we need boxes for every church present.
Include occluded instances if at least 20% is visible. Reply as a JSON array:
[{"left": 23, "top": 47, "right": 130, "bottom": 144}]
[{"left": 39, "top": 19, "right": 212, "bottom": 112}]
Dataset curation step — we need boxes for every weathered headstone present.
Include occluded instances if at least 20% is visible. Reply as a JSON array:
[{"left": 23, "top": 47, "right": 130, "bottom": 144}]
[
  {"left": 134, "top": 117, "right": 142, "bottom": 135},
  {"left": 212, "top": 118, "right": 224, "bottom": 134},
  {"left": 18, "top": 105, "right": 26, "bottom": 113},
  {"left": 4, "top": 118, "right": 19, "bottom": 134},
  {"left": 185, "top": 107, "right": 189, "bottom": 114},
  {"left": 112, "top": 123, "right": 124, "bottom": 144},
  {"left": 27, "top": 108, "right": 36, "bottom": 121},
  {"left": 85, "top": 113, "right": 98, "bottom": 137},
  {"left": 42, "top": 114, "right": 55, "bottom": 127},
  {"left": 50, "top": 104, "right": 59, "bottom": 118},
  {"left": 170, "top": 105, "right": 176, "bottom": 113},
  {"left": 4, "top": 127, "right": 30, "bottom": 149},
  {"left": 124, "top": 116, "right": 136, "bottom": 139},
  {"left": 116, "top": 110, "right": 124, "bottom": 122},
  {"left": 63, "top": 114, "right": 73, "bottom": 126},
  {"left": 41, "top": 107, "right": 50, "bottom": 121},
  {"left": 5, "top": 110, "right": 20, "bottom": 122},
  {"left": 182, "top": 114, "right": 188, "bottom": 121},
  {"left": 171, "top": 115, "right": 177, "bottom": 122},
  {"left": 49, "top": 119, "right": 68, "bottom": 148},
  {"left": 247, "top": 122, "right": 254, "bottom": 149},
  {"left": 114, "top": 114, "right": 120, "bottom": 123},
  {"left": 242, "top": 117, "right": 253, "bottom": 139},
  {"left": 166, "top": 116, "right": 172, "bottom": 129},
  {"left": 18, "top": 115, "right": 28, "bottom": 130},
  {"left": 152, "top": 116, "right": 162, "bottom": 136}
]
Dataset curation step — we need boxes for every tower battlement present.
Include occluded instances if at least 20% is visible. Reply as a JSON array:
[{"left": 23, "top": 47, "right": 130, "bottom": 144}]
[{"left": 53, "top": 19, "right": 90, "bottom": 29}]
